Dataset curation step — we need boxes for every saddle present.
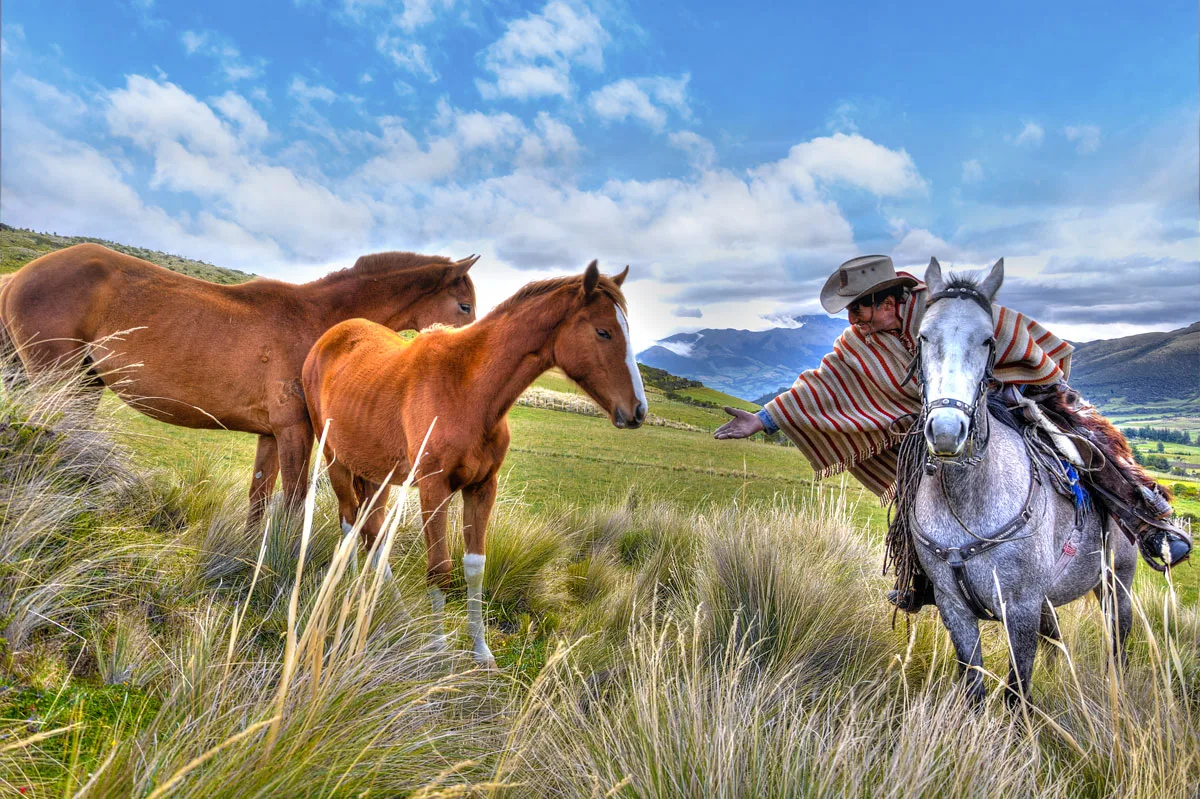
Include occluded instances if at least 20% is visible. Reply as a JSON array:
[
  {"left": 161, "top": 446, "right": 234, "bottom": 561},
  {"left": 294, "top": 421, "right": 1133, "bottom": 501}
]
[{"left": 1001, "top": 383, "right": 1191, "bottom": 571}]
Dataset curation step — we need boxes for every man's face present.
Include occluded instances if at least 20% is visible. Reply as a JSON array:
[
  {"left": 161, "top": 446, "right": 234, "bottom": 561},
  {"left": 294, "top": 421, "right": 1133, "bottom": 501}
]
[{"left": 847, "top": 296, "right": 900, "bottom": 335}]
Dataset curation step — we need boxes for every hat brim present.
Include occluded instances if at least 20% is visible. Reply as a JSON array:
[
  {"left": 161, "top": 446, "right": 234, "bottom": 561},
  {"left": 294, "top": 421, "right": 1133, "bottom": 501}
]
[{"left": 820, "top": 274, "right": 920, "bottom": 314}]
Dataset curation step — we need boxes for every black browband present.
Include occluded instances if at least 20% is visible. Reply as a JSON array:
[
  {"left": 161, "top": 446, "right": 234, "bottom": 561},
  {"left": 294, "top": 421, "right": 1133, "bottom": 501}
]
[{"left": 927, "top": 285, "right": 993, "bottom": 315}]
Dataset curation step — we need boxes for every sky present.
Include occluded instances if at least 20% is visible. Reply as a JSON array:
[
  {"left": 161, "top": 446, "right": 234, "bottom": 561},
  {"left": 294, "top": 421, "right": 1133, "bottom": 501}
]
[{"left": 2, "top": 0, "right": 1197, "bottom": 350}]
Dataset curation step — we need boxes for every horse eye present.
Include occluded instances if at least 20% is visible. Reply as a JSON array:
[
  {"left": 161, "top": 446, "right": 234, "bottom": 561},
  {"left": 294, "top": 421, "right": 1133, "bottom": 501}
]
[
  {"left": 459, "top": 303, "right": 472, "bottom": 313},
  {"left": 597, "top": 329, "right": 612, "bottom": 340}
]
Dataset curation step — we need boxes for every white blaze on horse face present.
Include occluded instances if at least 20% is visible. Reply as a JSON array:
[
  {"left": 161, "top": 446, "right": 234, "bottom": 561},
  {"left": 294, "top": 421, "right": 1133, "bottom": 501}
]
[
  {"left": 615, "top": 306, "right": 648, "bottom": 410},
  {"left": 920, "top": 296, "right": 993, "bottom": 454}
]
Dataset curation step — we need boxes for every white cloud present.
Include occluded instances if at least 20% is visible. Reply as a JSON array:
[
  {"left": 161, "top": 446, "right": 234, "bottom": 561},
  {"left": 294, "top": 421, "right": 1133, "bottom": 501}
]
[
  {"left": 754, "top": 132, "right": 927, "bottom": 197},
  {"left": 11, "top": 73, "right": 88, "bottom": 124},
  {"left": 478, "top": 1, "right": 608, "bottom": 100},
  {"left": 668, "top": 130, "right": 715, "bottom": 169},
  {"left": 288, "top": 76, "right": 338, "bottom": 104},
  {"left": 212, "top": 92, "right": 269, "bottom": 142},
  {"left": 588, "top": 75, "right": 690, "bottom": 130},
  {"left": 360, "top": 71, "right": 374, "bottom": 84},
  {"left": 961, "top": 158, "right": 983, "bottom": 183},
  {"left": 1013, "top": 120, "right": 1044, "bottom": 147},
  {"left": 1064, "top": 124, "right": 1101, "bottom": 154},
  {"left": 179, "top": 29, "right": 266, "bottom": 83},
  {"left": 376, "top": 36, "right": 438, "bottom": 82}
]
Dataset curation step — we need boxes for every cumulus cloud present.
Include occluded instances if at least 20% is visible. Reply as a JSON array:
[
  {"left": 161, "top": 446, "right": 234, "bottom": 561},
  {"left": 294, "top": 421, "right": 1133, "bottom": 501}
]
[
  {"left": 673, "top": 306, "right": 703, "bottom": 318},
  {"left": 478, "top": 1, "right": 608, "bottom": 100},
  {"left": 1064, "top": 124, "right": 1101, "bottom": 154},
  {"left": 753, "top": 132, "right": 927, "bottom": 197},
  {"left": 589, "top": 75, "right": 690, "bottom": 130},
  {"left": 1013, "top": 120, "right": 1044, "bottom": 147},
  {"left": 103, "top": 75, "right": 372, "bottom": 260}
]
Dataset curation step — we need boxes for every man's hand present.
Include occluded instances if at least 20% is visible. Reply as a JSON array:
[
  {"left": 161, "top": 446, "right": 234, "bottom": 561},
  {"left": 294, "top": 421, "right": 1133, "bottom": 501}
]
[{"left": 713, "top": 406, "right": 764, "bottom": 440}]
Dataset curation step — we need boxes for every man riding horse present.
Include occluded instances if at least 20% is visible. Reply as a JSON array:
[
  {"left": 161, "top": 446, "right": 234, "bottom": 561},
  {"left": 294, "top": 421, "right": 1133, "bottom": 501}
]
[{"left": 715, "top": 254, "right": 1191, "bottom": 611}]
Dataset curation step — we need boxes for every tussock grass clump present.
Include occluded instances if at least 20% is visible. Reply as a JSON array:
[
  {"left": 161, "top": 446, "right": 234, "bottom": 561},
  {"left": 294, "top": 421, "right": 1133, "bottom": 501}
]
[{"left": 0, "top": 369, "right": 156, "bottom": 657}]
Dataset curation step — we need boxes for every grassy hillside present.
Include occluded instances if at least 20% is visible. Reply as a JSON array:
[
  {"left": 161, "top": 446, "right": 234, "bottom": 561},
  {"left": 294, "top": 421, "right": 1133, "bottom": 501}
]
[
  {"left": 1069, "top": 322, "right": 1200, "bottom": 411},
  {"left": 0, "top": 224, "right": 253, "bottom": 283}
]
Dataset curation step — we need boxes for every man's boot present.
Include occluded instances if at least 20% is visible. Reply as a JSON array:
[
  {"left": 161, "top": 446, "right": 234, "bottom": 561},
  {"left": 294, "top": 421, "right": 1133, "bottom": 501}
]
[
  {"left": 1132, "top": 485, "right": 1192, "bottom": 570},
  {"left": 887, "top": 571, "right": 936, "bottom": 613}
]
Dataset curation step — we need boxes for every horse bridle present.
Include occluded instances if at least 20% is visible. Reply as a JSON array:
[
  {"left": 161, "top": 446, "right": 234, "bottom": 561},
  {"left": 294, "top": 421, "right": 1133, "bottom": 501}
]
[
  {"left": 901, "top": 283, "right": 1041, "bottom": 621},
  {"left": 901, "top": 285, "right": 998, "bottom": 465}
]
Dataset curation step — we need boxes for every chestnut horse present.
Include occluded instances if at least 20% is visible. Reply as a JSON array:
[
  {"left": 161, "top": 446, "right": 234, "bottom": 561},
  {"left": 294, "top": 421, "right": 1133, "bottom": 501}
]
[
  {"left": 0, "top": 243, "right": 478, "bottom": 527},
  {"left": 303, "top": 260, "right": 647, "bottom": 666}
]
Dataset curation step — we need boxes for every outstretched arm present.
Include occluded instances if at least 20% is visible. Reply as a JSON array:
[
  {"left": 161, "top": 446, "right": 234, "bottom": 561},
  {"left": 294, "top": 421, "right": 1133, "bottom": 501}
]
[{"left": 714, "top": 406, "right": 766, "bottom": 440}]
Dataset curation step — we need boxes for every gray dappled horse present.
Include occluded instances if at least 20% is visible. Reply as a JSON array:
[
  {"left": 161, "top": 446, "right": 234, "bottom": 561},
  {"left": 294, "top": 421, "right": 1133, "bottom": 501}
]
[{"left": 911, "top": 257, "right": 1137, "bottom": 706}]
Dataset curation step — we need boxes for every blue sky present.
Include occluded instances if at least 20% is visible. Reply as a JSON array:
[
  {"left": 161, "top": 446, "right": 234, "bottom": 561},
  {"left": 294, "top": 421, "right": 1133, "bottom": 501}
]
[{"left": 2, "top": 0, "right": 1197, "bottom": 348}]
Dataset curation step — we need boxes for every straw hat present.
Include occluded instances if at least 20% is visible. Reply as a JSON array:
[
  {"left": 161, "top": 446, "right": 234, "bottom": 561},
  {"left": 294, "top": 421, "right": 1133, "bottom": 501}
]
[{"left": 819, "top": 255, "right": 919, "bottom": 314}]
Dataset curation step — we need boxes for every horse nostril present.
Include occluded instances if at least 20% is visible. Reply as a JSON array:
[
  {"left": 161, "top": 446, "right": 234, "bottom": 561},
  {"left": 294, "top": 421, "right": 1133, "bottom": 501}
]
[{"left": 634, "top": 402, "right": 647, "bottom": 423}]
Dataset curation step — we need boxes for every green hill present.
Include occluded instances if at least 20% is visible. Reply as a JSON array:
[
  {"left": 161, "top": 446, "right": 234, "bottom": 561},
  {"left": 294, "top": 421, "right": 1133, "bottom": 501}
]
[
  {"left": 1070, "top": 321, "right": 1200, "bottom": 413},
  {"left": 0, "top": 224, "right": 253, "bottom": 284}
]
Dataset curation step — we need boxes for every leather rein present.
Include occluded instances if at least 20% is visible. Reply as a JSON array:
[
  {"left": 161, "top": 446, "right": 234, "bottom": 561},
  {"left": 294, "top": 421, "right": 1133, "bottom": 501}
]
[{"left": 902, "top": 284, "right": 1042, "bottom": 621}]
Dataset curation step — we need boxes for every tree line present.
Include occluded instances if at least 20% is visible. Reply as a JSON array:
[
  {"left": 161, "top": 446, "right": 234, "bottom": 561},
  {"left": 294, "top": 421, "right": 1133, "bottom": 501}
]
[{"left": 1121, "top": 426, "right": 1193, "bottom": 445}]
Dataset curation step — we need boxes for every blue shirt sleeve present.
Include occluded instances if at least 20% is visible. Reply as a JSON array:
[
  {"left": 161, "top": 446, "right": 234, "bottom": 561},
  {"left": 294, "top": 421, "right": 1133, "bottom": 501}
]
[{"left": 756, "top": 408, "right": 778, "bottom": 434}]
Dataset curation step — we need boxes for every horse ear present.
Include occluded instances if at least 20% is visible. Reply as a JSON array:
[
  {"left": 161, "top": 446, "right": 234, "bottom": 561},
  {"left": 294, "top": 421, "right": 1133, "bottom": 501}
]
[
  {"left": 613, "top": 265, "right": 630, "bottom": 286},
  {"left": 924, "top": 257, "right": 945, "bottom": 294},
  {"left": 978, "top": 258, "right": 1004, "bottom": 300},
  {"left": 582, "top": 260, "right": 600, "bottom": 296},
  {"left": 451, "top": 254, "right": 479, "bottom": 280}
]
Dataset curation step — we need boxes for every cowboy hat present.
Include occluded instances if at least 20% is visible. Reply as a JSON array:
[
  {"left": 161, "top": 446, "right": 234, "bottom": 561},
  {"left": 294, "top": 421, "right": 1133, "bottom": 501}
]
[{"left": 820, "top": 254, "right": 920, "bottom": 314}]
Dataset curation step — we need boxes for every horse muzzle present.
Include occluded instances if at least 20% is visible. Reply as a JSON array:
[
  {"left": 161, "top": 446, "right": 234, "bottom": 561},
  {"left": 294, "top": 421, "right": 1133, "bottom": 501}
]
[
  {"left": 613, "top": 401, "right": 647, "bottom": 430},
  {"left": 925, "top": 408, "right": 969, "bottom": 457}
]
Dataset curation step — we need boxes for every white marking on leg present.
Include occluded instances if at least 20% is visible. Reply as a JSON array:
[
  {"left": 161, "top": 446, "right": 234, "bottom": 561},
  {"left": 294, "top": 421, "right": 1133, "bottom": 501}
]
[
  {"left": 463, "top": 553, "right": 494, "bottom": 667},
  {"left": 340, "top": 519, "right": 355, "bottom": 539},
  {"left": 616, "top": 306, "right": 647, "bottom": 409},
  {"left": 254, "top": 470, "right": 264, "bottom": 480}
]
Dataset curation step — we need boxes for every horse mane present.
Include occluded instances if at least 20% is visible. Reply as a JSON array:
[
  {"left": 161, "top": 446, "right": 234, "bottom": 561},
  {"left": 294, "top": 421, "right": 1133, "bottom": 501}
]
[
  {"left": 488, "top": 274, "right": 628, "bottom": 317},
  {"left": 312, "top": 251, "right": 453, "bottom": 285}
]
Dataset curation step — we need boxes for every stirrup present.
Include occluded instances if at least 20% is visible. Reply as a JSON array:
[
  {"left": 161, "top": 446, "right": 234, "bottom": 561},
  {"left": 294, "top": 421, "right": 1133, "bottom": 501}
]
[
  {"left": 887, "top": 589, "right": 928, "bottom": 613},
  {"left": 1137, "top": 518, "right": 1192, "bottom": 572}
]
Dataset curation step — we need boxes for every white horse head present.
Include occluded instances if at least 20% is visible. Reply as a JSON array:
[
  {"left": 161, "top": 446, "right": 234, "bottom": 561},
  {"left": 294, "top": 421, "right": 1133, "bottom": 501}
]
[{"left": 918, "top": 257, "right": 1004, "bottom": 457}]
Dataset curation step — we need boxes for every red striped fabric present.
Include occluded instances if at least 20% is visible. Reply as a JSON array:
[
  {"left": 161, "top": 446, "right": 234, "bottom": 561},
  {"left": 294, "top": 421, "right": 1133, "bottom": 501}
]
[{"left": 764, "top": 279, "right": 1072, "bottom": 502}]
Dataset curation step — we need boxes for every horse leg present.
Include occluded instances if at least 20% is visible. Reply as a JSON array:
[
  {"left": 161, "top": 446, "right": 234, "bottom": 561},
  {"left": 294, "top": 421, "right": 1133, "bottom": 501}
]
[
  {"left": 462, "top": 474, "right": 498, "bottom": 668},
  {"left": 1003, "top": 603, "right": 1041, "bottom": 710},
  {"left": 936, "top": 596, "right": 986, "bottom": 706},
  {"left": 1039, "top": 599, "right": 1062, "bottom": 668},
  {"left": 356, "top": 479, "right": 393, "bottom": 578},
  {"left": 246, "top": 435, "right": 280, "bottom": 532},
  {"left": 274, "top": 420, "right": 314, "bottom": 517},
  {"left": 325, "top": 457, "right": 362, "bottom": 537},
  {"left": 419, "top": 479, "right": 453, "bottom": 650}
]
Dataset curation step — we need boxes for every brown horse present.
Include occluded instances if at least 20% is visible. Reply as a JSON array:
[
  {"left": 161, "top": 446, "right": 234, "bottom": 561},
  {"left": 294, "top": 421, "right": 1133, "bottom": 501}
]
[
  {"left": 303, "top": 260, "right": 647, "bottom": 666},
  {"left": 0, "top": 243, "right": 478, "bottom": 527}
]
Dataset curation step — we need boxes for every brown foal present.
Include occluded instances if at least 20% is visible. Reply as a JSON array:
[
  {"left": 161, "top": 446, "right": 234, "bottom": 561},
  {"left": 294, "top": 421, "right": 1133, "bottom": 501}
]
[
  {"left": 0, "top": 244, "right": 478, "bottom": 528},
  {"left": 302, "top": 260, "right": 647, "bottom": 665}
]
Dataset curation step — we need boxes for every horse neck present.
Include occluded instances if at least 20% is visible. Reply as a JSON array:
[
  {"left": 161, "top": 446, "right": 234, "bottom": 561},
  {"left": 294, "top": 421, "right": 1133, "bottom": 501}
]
[
  {"left": 308, "top": 271, "right": 433, "bottom": 329},
  {"left": 462, "top": 291, "right": 575, "bottom": 429}
]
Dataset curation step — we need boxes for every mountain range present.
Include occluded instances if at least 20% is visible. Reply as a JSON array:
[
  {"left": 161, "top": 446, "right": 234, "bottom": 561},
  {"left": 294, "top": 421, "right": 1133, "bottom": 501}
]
[
  {"left": 636, "top": 315, "right": 848, "bottom": 402},
  {"left": 639, "top": 317, "right": 1200, "bottom": 410}
]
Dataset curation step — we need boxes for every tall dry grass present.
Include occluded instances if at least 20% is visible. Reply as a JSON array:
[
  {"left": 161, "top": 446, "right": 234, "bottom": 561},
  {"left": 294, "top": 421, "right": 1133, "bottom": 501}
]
[{"left": 2, "top": 362, "right": 1197, "bottom": 798}]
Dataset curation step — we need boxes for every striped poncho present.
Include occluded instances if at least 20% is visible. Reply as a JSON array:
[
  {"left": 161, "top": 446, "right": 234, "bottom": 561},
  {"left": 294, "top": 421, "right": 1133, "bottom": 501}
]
[{"left": 763, "top": 278, "right": 1072, "bottom": 501}]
